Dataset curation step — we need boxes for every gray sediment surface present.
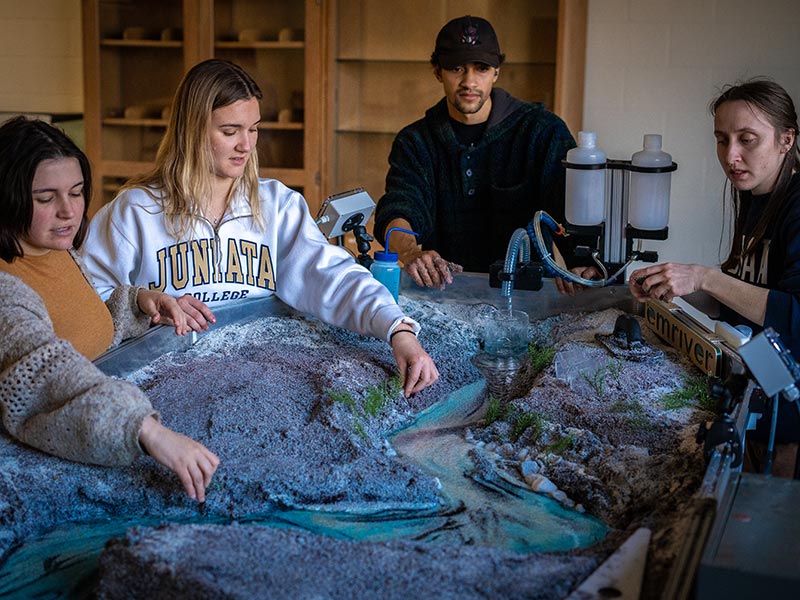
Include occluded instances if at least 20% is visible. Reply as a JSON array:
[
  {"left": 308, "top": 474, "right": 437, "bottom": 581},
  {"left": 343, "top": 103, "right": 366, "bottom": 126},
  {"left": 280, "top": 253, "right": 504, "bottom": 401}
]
[
  {"left": 1, "top": 296, "right": 711, "bottom": 599},
  {"left": 97, "top": 523, "right": 598, "bottom": 600}
]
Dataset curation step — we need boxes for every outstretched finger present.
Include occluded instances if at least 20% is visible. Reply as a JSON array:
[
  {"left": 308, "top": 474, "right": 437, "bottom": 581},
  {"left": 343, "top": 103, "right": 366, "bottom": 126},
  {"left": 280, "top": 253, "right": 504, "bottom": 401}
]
[
  {"left": 178, "top": 295, "right": 215, "bottom": 330},
  {"left": 640, "top": 273, "right": 666, "bottom": 296},
  {"left": 170, "top": 311, "right": 190, "bottom": 336},
  {"left": 177, "top": 467, "right": 198, "bottom": 501},
  {"left": 404, "top": 360, "right": 425, "bottom": 397},
  {"left": 417, "top": 261, "right": 438, "bottom": 288},
  {"left": 183, "top": 315, "right": 206, "bottom": 334},
  {"left": 187, "top": 462, "right": 208, "bottom": 503},
  {"left": 407, "top": 360, "right": 439, "bottom": 395},
  {"left": 404, "top": 264, "right": 425, "bottom": 287},
  {"left": 556, "top": 277, "right": 576, "bottom": 296},
  {"left": 200, "top": 451, "right": 220, "bottom": 487},
  {"left": 433, "top": 261, "right": 455, "bottom": 287}
]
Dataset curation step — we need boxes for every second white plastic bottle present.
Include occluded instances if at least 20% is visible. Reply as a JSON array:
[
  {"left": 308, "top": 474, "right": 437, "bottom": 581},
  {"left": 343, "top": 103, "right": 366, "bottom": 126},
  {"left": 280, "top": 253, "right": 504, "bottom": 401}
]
[
  {"left": 628, "top": 134, "right": 672, "bottom": 230},
  {"left": 564, "top": 131, "right": 607, "bottom": 226}
]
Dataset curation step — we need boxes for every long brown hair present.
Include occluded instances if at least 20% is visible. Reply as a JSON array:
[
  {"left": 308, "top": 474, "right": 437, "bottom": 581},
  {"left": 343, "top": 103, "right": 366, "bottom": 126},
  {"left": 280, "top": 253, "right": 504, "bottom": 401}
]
[{"left": 713, "top": 79, "right": 799, "bottom": 272}]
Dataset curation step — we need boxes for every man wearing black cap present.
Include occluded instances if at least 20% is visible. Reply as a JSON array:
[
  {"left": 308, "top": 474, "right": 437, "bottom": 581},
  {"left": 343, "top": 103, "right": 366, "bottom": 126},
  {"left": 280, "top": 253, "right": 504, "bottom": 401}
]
[{"left": 374, "top": 15, "right": 577, "bottom": 290}]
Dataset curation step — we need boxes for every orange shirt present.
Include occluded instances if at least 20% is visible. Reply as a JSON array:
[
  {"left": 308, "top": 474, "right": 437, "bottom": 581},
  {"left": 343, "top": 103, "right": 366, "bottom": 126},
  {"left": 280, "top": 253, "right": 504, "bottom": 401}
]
[{"left": 1, "top": 251, "right": 115, "bottom": 360}]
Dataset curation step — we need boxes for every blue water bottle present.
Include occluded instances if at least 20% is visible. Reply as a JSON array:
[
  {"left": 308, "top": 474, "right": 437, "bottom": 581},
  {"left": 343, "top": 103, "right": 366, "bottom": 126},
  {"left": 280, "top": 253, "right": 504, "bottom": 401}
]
[{"left": 370, "top": 227, "right": 418, "bottom": 301}]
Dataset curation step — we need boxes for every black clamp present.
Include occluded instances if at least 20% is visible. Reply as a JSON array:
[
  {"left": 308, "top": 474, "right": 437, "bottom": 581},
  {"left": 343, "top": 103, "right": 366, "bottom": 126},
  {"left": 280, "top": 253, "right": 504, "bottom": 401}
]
[
  {"left": 696, "top": 415, "right": 742, "bottom": 468},
  {"left": 350, "top": 225, "right": 374, "bottom": 269},
  {"left": 488, "top": 260, "right": 543, "bottom": 291},
  {"left": 626, "top": 225, "right": 668, "bottom": 264}
]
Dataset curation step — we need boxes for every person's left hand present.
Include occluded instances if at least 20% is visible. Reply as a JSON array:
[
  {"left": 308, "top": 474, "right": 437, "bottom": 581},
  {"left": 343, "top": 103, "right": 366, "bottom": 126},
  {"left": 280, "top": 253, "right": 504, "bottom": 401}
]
[
  {"left": 555, "top": 266, "right": 602, "bottom": 296},
  {"left": 550, "top": 243, "right": 602, "bottom": 295},
  {"left": 403, "top": 250, "right": 464, "bottom": 290},
  {"left": 136, "top": 289, "right": 215, "bottom": 335},
  {"left": 628, "top": 263, "right": 708, "bottom": 302},
  {"left": 390, "top": 329, "right": 439, "bottom": 396}
]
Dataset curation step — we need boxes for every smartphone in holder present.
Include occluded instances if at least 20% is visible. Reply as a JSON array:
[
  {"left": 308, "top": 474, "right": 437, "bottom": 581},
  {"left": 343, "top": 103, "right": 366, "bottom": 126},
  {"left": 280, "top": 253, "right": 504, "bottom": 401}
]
[{"left": 315, "top": 187, "right": 376, "bottom": 239}]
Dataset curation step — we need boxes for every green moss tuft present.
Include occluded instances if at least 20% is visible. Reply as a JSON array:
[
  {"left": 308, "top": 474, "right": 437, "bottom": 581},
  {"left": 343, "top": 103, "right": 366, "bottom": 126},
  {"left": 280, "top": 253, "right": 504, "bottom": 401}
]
[
  {"left": 582, "top": 367, "right": 606, "bottom": 396},
  {"left": 661, "top": 376, "right": 714, "bottom": 411},
  {"left": 609, "top": 397, "right": 655, "bottom": 430},
  {"left": 547, "top": 433, "right": 574, "bottom": 455},
  {"left": 607, "top": 359, "right": 623, "bottom": 381},
  {"left": 353, "top": 419, "right": 367, "bottom": 440},
  {"left": 528, "top": 344, "right": 556, "bottom": 376},
  {"left": 328, "top": 389, "right": 357, "bottom": 410},
  {"left": 364, "top": 385, "right": 389, "bottom": 417},
  {"left": 510, "top": 411, "right": 544, "bottom": 442},
  {"left": 328, "top": 375, "right": 400, "bottom": 438},
  {"left": 484, "top": 396, "right": 508, "bottom": 425}
]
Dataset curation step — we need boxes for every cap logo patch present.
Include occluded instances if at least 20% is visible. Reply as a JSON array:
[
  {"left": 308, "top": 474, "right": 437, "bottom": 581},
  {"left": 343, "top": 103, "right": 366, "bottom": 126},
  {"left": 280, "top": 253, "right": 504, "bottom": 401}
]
[{"left": 461, "top": 25, "right": 479, "bottom": 46}]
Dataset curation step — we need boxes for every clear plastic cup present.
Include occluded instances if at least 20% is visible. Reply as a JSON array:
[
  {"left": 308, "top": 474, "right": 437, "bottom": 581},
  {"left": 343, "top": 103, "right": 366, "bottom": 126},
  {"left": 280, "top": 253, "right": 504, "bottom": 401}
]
[{"left": 479, "top": 309, "right": 529, "bottom": 357}]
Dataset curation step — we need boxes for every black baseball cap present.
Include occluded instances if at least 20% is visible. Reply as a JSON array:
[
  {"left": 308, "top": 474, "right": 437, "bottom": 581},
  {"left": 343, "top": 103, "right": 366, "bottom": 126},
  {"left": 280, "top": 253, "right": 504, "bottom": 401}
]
[{"left": 431, "top": 15, "right": 504, "bottom": 69}]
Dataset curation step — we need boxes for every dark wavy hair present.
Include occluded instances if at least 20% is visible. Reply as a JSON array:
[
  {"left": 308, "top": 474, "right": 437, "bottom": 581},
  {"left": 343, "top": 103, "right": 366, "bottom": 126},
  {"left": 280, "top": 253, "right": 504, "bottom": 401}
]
[
  {"left": 0, "top": 117, "right": 92, "bottom": 262},
  {"left": 712, "top": 79, "right": 800, "bottom": 272}
]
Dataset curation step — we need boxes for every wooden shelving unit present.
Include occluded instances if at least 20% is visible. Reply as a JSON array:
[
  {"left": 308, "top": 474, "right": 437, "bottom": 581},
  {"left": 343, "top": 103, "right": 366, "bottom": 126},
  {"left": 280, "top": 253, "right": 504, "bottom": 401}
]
[
  {"left": 82, "top": 0, "right": 324, "bottom": 216},
  {"left": 83, "top": 0, "right": 586, "bottom": 220}
]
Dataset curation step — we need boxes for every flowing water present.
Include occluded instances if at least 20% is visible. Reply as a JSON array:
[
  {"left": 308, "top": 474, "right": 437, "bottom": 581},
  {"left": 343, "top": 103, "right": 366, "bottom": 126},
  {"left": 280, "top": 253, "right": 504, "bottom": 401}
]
[
  {"left": 0, "top": 382, "right": 608, "bottom": 599},
  {"left": 389, "top": 381, "right": 608, "bottom": 551}
]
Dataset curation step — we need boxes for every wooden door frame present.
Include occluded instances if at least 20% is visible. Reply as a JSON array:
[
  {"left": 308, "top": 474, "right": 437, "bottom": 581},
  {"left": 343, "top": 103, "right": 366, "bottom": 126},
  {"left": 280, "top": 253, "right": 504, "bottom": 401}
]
[{"left": 554, "top": 0, "right": 588, "bottom": 135}]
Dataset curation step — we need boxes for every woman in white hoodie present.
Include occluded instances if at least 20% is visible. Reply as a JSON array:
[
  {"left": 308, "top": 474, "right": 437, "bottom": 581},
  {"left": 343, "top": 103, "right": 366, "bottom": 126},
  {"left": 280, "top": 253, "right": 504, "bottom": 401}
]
[{"left": 83, "top": 59, "right": 439, "bottom": 396}]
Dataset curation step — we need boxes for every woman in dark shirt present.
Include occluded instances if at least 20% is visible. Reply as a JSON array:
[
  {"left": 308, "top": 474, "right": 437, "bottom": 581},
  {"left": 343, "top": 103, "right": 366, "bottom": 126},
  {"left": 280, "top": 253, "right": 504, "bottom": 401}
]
[{"left": 629, "top": 79, "right": 800, "bottom": 477}]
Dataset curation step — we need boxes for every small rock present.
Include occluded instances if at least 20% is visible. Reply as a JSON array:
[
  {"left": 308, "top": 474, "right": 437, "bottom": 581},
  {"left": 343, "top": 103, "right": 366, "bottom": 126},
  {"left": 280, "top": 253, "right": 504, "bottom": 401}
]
[
  {"left": 526, "top": 474, "right": 557, "bottom": 494},
  {"left": 519, "top": 460, "right": 539, "bottom": 477}
]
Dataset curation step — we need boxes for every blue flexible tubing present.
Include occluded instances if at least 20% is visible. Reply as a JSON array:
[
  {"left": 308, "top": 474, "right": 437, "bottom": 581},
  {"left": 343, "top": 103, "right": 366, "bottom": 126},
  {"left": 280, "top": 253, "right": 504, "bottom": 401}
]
[
  {"left": 528, "top": 210, "right": 633, "bottom": 288},
  {"left": 501, "top": 228, "right": 531, "bottom": 298}
]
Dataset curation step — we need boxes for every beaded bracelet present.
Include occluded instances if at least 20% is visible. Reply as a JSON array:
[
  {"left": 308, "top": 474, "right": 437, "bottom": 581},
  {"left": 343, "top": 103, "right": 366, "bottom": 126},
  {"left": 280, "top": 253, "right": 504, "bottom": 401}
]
[{"left": 389, "top": 329, "right": 417, "bottom": 343}]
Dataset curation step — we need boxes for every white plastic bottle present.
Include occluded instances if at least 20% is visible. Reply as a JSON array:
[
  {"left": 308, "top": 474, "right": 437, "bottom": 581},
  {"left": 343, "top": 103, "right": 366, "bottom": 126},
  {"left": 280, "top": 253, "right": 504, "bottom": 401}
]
[
  {"left": 564, "top": 131, "right": 607, "bottom": 226},
  {"left": 628, "top": 134, "right": 672, "bottom": 230},
  {"left": 370, "top": 227, "right": 417, "bottom": 302}
]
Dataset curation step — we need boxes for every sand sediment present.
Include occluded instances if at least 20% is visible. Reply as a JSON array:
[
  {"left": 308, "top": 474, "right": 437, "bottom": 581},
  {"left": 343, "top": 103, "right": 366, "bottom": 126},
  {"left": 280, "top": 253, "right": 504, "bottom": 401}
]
[{"left": 1, "top": 294, "right": 711, "bottom": 599}]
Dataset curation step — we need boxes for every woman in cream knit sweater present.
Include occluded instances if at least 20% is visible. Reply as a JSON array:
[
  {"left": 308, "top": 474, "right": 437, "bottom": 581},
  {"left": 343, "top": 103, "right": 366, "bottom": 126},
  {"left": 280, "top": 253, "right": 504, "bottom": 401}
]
[{"left": 0, "top": 117, "right": 218, "bottom": 502}]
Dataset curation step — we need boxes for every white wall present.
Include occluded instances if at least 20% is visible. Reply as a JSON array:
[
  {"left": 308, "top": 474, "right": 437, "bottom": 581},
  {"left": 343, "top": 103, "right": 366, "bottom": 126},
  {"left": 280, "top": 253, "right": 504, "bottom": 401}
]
[
  {"left": 584, "top": 0, "right": 800, "bottom": 268},
  {"left": 0, "top": 0, "right": 82, "bottom": 113}
]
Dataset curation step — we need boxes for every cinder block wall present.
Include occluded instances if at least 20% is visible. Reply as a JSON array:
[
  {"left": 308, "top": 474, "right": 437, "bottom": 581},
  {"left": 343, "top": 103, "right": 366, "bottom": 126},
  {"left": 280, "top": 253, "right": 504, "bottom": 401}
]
[
  {"left": 0, "top": 0, "right": 82, "bottom": 114},
  {"left": 584, "top": 0, "right": 800, "bottom": 268}
]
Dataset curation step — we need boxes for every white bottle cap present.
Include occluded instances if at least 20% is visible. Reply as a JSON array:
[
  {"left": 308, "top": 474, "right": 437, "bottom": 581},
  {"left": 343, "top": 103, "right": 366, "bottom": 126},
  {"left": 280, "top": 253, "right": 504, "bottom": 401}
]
[
  {"left": 578, "top": 131, "right": 597, "bottom": 148},
  {"left": 643, "top": 134, "right": 662, "bottom": 151}
]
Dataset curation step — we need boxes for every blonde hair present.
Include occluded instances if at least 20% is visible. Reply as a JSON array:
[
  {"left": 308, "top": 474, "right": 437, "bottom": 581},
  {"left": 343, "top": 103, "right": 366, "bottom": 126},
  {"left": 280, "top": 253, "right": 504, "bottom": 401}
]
[{"left": 124, "top": 59, "right": 264, "bottom": 237}]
